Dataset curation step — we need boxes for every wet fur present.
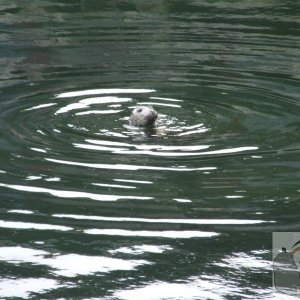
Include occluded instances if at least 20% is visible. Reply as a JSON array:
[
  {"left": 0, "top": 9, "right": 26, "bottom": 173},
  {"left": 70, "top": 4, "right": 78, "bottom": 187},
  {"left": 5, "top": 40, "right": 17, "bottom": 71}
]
[{"left": 129, "top": 106, "right": 158, "bottom": 127}]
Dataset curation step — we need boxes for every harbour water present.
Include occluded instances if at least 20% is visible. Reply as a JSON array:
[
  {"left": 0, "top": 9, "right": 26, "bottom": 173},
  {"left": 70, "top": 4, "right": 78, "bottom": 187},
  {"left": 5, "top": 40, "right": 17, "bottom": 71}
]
[{"left": 0, "top": 1, "right": 299, "bottom": 299}]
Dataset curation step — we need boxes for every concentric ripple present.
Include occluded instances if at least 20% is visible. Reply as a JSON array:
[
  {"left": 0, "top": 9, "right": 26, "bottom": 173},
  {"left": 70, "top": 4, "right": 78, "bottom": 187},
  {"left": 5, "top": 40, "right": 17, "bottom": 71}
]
[
  {"left": 0, "top": 84, "right": 297, "bottom": 212},
  {"left": 0, "top": 0, "right": 300, "bottom": 299}
]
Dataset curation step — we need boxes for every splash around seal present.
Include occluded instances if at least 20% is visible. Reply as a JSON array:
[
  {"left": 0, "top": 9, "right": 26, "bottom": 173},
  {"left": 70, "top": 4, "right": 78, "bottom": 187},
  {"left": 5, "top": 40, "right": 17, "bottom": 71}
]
[{"left": 129, "top": 106, "right": 158, "bottom": 127}]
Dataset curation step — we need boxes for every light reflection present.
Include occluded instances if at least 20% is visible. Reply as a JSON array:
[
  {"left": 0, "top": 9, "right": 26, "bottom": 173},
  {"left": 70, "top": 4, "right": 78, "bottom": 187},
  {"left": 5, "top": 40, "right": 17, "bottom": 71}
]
[
  {"left": 73, "top": 142, "right": 212, "bottom": 155},
  {"left": 86, "top": 139, "right": 132, "bottom": 147},
  {"left": 0, "top": 247, "right": 149, "bottom": 277},
  {"left": 109, "top": 245, "right": 173, "bottom": 255},
  {"left": 149, "top": 96, "right": 183, "bottom": 102},
  {"left": 73, "top": 143, "right": 129, "bottom": 152},
  {"left": 0, "top": 247, "right": 47, "bottom": 264},
  {"left": 55, "top": 96, "right": 130, "bottom": 114},
  {"left": 214, "top": 252, "right": 272, "bottom": 271},
  {"left": 125, "top": 146, "right": 259, "bottom": 156},
  {"left": 92, "top": 183, "right": 136, "bottom": 189},
  {"left": 53, "top": 214, "right": 272, "bottom": 225},
  {"left": 86, "top": 139, "right": 210, "bottom": 152},
  {"left": 23, "top": 103, "right": 57, "bottom": 111},
  {"left": 113, "top": 274, "right": 300, "bottom": 300},
  {"left": 56, "top": 88, "right": 156, "bottom": 98},
  {"left": 45, "top": 254, "right": 150, "bottom": 277},
  {"left": 56, "top": 102, "right": 86, "bottom": 114},
  {"left": 0, "top": 278, "right": 63, "bottom": 298},
  {"left": 31, "top": 147, "right": 47, "bottom": 153},
  {"left": 97, "top": 131, "right": 128, "bottom": 138},
  {"left": 113, "top": 279, "right": 223, "bottom": 300},
  {"left": 80, "top": 96, "right": 131, "bottom": 105},
  {"left": 85, "top": 229, "right": 219, "bottom": 239},
  {"left": 74, "top": 140, "right": 257, "bottom": 157},
  {"left": 46, "top": 158, "right": 216, "bottom": 172},
  {"left": 8, "top": 209, "right": 34, "bottom": 215},
  {"left": 173, "top": 198, "right": 192, "bottom": 203},
  {"left": 137, "top": 102, "right": 181, "bottom": 108},
  {"left": 25, "top": 176, "right": 42, "bottom": 180},
  {"left": 203, "top": 146, "right": 258, "bottom": 155},
  {"left": 76, "top": 109, "right": 122, "bottom": 115},
  {"left": 37, "top": 129, "right": 46, "bottom": 135},
  {"left": 182, "top": 123, "right": 205, "bottom": 130},
  {"left": 45, "top": 177, "right": 60, "bottom": 182},
  {"left": 0, "top": 183, "right": 152, "bottom": 202},
  {"left": 114, "top": 179, "right": 153, "bottom": 184},
  {"left": 0, "top": 220, "right": 72, "bottom": 231},
  {"left": 178, "top": 128, "right": 209, "bottom": 136}
]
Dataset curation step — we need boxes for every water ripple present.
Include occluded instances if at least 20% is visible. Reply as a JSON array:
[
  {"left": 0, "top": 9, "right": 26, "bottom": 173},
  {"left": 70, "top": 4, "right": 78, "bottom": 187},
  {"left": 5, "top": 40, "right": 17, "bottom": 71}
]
[
  {"left": 0, "top": 1, "right": 299, "bottom": 299},
  {"left": 53, "top": 214, "right": 272, "bottom": 225},
  {"left": 85, "top": 229, "right": 218, "bottom": 239}
]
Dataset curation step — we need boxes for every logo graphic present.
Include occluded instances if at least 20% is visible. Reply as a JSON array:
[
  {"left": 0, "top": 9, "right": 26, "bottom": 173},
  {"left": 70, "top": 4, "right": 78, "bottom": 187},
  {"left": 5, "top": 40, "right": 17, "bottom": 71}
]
[{"left": 273, "top": 232, "right": 300, "bottom": 295}]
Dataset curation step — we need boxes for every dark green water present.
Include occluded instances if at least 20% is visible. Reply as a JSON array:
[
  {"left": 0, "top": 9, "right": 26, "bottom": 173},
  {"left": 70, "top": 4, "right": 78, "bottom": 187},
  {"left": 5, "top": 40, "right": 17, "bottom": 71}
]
[{"left": 0, "top": 1, "right": 299, "bottom": 299}]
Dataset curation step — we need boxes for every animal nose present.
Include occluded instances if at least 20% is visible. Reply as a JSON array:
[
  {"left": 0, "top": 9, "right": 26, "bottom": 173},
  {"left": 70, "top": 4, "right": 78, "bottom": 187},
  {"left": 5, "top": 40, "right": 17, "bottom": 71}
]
[{"left": 151, "top": 110, "right": 157, "bottom": 120}]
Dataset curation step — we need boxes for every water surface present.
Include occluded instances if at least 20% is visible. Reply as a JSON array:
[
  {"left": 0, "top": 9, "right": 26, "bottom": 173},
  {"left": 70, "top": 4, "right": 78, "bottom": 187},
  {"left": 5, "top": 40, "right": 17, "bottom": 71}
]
[{"left": 0, "top": 1, "right": 299, "bottom": 299}]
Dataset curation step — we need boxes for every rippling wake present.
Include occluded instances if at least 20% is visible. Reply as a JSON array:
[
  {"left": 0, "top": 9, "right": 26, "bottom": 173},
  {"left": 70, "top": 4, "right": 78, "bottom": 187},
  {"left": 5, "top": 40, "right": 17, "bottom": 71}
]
[{"left": 0, "top": 1, "right": 299, "bottom": 299}]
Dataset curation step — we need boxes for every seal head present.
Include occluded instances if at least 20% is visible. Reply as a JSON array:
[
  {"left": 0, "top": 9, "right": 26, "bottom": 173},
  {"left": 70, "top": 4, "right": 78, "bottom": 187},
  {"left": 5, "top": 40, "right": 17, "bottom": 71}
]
[{"left": 129, "top": 106, "right": 158, "bottom": 127}]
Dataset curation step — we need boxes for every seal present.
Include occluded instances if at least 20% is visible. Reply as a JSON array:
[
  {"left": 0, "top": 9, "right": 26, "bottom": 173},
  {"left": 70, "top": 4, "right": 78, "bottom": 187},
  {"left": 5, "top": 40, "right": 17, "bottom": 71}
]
[{"left": 129, "top": 106, "right": 158, "bottom": 127}]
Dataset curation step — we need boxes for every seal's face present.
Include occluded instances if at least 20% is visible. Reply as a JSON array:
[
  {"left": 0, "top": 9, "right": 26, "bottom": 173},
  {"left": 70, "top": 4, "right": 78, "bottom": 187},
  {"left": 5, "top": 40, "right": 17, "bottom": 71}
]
[{"left": 129, "top": 106, "right": 158, "bottom": 127}]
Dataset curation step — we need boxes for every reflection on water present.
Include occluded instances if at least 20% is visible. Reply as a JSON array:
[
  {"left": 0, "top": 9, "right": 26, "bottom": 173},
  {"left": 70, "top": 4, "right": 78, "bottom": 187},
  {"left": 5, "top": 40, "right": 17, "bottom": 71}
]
[
  {"left": 0, "top": 246, "right": 150, "bottom": 276},
  {"left": 0, "top": 0, "right": 299, "bottom": 299},
  {"left": 0, "top": 278, "right": 63, "bottom": 299}
]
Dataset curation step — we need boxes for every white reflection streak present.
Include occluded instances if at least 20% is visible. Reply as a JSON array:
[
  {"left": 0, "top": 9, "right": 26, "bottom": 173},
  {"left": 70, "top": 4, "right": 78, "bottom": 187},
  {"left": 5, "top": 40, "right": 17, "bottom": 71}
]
[
  {"left": 23, "top": 103, "right": 57, "bottom": 111},
  {"left": 174, "top": 198, "right": 192, "bottom": 203},
  {"left": 75, "top": 141, "right": 257, "bottom": 157},
  {"left": 178, "top": 128, "right": 209, "bottom": 136},
  {"left": 8, "top": 209, "right": 34, "bottom": 214},
  {"left": 109, "top": 245, "right": 172, "bottom": 255},
  {"left": 45, "top": 158, "right": 216, "bottom": 172},
  {"left": 92, "top": 183, "right": 136, "bottom": 189},
  {"left": 86, "top": 139, "right": 210, "bottom": 151},
  {"left": 76, "top": 110, "right": 122, "bottom": 115},
  {"left": 56, "top": 88, "right": 156, "bottom": 98},
  {"left": 80, "top": 96, "right": 131, "bottom": 105},
  {"left": 85, "top": 229, "right": 219, "bottom": 239},
  {"left": 114, "top": 179, "right": 153, "bottom": 184},
  {"left": 203, "top": 146, "right": 258, "bottom": 155},
  {"left": 73, "top": 143, "right": 129, "bottom": 152},
  {"left": 0, "top": 183, "right": 152, "bottom": 201},
  {"left": 215, "top": 252, "right": 272, "bottom": 271},
  {"left": 113, "top": 147, "right": 256, "bottom": 157},
  {"left": 0, "top": 247, "right": 48, "bottom": 263},
  {"left": 53, "top": 214, "right": 272, "bottom": 225},
  {"left": 56, "top": 102, "right": 87, "bottom": 114},
  {"left": 0, "top": 220, "right": 72, "bottom": 231},
  {"left": 150, "top": 96, "right": 183, "bottom": 102},
  {"left": 0, "top": 247, "right": 149, "bottom": 277},
  {"left": 56, "top": 96, "right": 130, "bottom": 114},
  {"left": 86, "top": 139, "right": 132, "bottom": 147},
  {"left": 45, "top": 254, "right": 149, "bottom": 277},
  {"left": 31, "top": 147, "right": 47, "bottom": 153},
  {"left": 0, "top": 278, "right": 62, "bottom": 298},
  {"left": 113, "top": 280, "right": 222, "bottom": 300},
  {"left": 138, "top": 102, "right": 181, "bottom": 108},
  {"left": 182, "top": 123, "right": 205, "bottom": 130}
]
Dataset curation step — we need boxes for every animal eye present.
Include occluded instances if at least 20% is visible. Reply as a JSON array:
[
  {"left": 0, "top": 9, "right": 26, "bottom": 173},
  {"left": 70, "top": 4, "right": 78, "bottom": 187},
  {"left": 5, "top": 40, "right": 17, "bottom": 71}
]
[{"left": 137, "top": 108, "right": 143, "bottom": 113}]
